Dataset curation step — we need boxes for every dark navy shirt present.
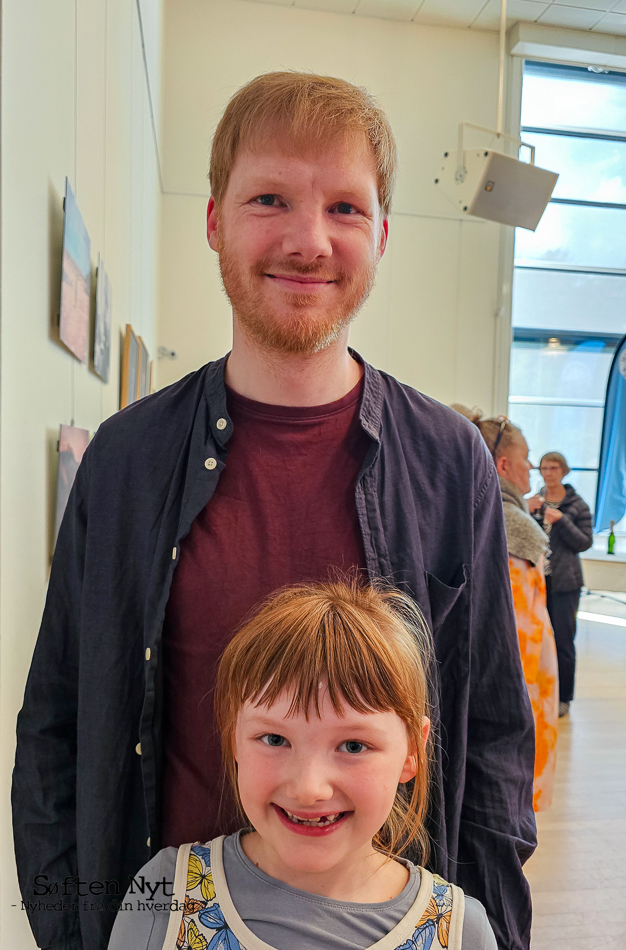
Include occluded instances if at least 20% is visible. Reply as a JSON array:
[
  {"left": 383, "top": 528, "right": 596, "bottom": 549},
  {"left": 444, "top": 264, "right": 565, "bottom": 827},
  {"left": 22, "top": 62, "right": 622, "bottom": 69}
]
[{"left": 13, "top": 353, "right": 536, "bottom": 950}]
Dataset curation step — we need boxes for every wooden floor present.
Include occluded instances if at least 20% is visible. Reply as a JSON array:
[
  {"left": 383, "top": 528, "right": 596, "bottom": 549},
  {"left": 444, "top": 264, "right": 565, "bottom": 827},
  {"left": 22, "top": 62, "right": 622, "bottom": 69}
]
[{"left": 524, "top": 591, "right": 626, "bottom": 949}]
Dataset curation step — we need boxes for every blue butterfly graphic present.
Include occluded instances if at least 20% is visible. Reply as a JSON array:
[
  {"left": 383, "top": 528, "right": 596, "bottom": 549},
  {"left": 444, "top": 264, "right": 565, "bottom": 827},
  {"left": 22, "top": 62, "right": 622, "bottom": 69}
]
[
  {"left": 397, "top": 921, "right": 437, "bottom": 950},
  {"left": 198, "top": 904, "right": 242, "bottom": 950}
]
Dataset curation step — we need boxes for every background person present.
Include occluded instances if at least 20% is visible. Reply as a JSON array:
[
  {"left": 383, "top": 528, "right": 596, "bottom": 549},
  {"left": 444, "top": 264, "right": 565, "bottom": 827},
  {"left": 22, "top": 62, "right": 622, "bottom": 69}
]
[
  {"left": 108, "top": 580, "right": 497, "bottom": 950},
  {"left": 453, "top": 407, "right": 559, "bottom": 812},
  {"left": 528, "top": 452, "right": 593, "bottom": 718}
]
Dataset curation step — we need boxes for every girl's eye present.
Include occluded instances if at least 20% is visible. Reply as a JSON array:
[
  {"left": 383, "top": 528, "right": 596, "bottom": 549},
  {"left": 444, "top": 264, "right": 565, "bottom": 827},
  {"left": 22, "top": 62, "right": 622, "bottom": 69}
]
[
  {"left": 256, "top": 194, "right": 277, "bottom": 206},
  {"left": 339, "top": 740, "right": 366, "bottom": 754},
  {"left": 261, "top": 733, "right": 287, "bottom": 747}
]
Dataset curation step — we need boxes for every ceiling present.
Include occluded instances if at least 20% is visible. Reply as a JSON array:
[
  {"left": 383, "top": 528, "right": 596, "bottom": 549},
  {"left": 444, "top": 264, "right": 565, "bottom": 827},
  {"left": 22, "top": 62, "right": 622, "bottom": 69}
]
[{"left": 251, "top": 0, "right": 626, "bottom": 35}]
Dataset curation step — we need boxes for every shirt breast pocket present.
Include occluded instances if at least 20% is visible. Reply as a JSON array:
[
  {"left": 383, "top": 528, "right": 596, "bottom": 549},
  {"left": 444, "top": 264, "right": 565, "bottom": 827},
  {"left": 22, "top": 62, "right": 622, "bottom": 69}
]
[{"left": 425, "top": 564, "right": 471, "bottom": 680}]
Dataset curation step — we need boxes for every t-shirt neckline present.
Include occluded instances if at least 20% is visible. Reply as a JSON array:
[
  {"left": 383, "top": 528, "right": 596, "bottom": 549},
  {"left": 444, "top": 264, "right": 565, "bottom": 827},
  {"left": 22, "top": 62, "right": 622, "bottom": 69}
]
[
  {"left": 226, "top": 375, "right": 364, "bottom": 422},
  {"left": 231, "top": 829, "right": 418, "bottom": 911}
]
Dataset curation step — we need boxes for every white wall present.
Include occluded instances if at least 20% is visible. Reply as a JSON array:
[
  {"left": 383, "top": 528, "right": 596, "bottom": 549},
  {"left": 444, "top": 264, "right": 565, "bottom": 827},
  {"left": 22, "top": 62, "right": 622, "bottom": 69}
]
[
  {"left": 0, "top": 0, "right": 163, "bottom": 945},
  {"left": 157, "top": 0, "right": 516, "bottom": 411}
]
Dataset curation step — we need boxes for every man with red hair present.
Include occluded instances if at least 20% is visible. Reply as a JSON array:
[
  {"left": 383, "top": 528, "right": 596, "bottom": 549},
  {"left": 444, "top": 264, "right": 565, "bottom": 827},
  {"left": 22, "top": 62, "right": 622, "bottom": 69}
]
[{"left": 14, "top": 72, "right": 535, "bottom": 950}]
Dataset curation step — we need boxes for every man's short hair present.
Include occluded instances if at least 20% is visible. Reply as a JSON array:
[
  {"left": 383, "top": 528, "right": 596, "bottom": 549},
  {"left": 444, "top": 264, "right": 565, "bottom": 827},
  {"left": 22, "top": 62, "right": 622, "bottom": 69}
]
[{"left": 209, "top": 71, "right": 397, "bottom": 216}]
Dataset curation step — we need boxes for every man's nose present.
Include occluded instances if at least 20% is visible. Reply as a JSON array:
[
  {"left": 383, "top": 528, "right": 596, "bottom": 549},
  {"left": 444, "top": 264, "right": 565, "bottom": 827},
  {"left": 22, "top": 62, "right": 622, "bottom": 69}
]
[{"left": 281, "top": 208, "right": 333, "bottom": 262}]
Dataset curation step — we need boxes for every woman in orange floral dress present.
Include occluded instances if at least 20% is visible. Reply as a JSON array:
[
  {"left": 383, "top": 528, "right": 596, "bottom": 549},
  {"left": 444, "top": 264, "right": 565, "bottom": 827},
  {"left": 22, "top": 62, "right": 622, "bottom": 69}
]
[{"left": 453, "top": 407, "right": 559, "bottom": 811}]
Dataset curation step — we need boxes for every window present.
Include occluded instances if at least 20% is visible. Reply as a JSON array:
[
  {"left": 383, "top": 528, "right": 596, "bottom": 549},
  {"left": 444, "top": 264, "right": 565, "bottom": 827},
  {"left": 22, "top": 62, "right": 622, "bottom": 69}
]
[{"left": 510, "top": 62, "right": 626, "bottom": 526}]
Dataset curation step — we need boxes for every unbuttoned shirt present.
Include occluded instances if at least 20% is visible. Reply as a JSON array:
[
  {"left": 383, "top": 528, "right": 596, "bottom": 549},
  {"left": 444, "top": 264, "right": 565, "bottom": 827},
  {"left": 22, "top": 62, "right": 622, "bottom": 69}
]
[{"left": 13, "top": 352, "right": 536, "bottom": 950}]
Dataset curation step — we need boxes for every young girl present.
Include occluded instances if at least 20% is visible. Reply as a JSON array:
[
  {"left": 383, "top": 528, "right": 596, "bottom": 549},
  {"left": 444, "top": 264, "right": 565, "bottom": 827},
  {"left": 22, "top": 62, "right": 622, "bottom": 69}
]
[{"left": 108, "top": 580, "right": 496, "bottom": 950}]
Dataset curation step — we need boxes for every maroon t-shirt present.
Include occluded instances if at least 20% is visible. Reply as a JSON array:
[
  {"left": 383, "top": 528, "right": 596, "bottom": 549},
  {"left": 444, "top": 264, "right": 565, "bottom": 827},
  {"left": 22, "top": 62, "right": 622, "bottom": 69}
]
[{"left": 161, "top": 376, "right": 369, "bottom": 846}]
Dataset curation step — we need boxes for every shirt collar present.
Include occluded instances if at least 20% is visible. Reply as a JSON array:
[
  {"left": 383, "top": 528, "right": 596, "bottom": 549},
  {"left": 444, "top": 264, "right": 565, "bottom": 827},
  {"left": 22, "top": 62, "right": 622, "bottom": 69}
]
[{"left": 203, "top": 348, "right": 383, "bottom": 446}]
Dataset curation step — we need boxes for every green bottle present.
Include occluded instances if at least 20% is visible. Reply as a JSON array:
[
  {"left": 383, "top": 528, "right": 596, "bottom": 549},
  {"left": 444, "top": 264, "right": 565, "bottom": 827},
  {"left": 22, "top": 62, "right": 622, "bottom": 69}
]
[{"left": 608, "top": 520, "right": 616, "bottom": 555}]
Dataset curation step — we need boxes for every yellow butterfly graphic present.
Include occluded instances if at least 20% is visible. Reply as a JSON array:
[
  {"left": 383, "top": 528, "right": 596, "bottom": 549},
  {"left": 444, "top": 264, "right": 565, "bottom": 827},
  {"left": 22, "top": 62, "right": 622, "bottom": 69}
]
[
  {"left": 186, "top": 919, "right": 209, "bottom": 950},
  {"left": 187, "top": 852, "right": 216, "bottom": 901}
]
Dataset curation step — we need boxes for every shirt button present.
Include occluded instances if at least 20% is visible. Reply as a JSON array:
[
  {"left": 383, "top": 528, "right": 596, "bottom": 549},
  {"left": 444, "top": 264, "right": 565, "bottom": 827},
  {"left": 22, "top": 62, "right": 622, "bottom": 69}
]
[
  {"left": 135, "top": 743, "right": 142, "bottom": 755},
  {"left": 147, "top": 837, "right": 151, "bottom": 848},
  {"left": 204, "top": 457, "right": 217, "bottom": 470},
  {"left": 145, "top": 647, "right": 151, "bottom": 661},
  {"left": 172, "top": 547, "right": 177, "bottom": 560},
  {"left": 216, "top": 418, "right": 227, "bottom": 431}
]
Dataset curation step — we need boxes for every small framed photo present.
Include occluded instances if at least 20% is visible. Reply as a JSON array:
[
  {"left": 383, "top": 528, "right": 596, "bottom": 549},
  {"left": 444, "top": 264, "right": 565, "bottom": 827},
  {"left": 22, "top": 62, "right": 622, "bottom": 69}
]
[
  {"left": 120, "top": 324, "right": 139, "bottom": 409},
  {"left": 59, "top": 179, "right": 91, "bottom": 364},
  {"left": 94, "top": 256, "right": 112, "bottom": 382},
  {"left": 136, "top": 336, "right": 150, "bottom": 400},
  {"left": 54, "top": 424, "right": 90, "bottom": 549}
]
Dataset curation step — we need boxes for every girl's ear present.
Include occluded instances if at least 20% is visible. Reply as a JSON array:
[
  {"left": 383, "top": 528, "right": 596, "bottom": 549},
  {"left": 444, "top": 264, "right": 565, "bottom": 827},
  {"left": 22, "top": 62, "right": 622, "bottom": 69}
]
[
  {"left": 399, "top": 751, "right": 417, "bottom": 783},
  {"left": 399, "top": 716, "right": 430, "bottom": 783}
]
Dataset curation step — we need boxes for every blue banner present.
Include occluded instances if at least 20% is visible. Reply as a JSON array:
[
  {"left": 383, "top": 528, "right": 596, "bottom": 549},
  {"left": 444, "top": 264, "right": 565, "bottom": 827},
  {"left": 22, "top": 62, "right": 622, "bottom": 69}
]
[{"left": 595, "top": 333, "right": 626, "bottom": 531}]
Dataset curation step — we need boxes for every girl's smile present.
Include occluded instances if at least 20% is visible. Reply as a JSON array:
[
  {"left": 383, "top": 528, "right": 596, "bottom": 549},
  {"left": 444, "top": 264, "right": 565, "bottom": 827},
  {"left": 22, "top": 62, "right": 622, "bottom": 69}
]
[{"left": 272, "top": 803, "right": 351, "bottom": 836}]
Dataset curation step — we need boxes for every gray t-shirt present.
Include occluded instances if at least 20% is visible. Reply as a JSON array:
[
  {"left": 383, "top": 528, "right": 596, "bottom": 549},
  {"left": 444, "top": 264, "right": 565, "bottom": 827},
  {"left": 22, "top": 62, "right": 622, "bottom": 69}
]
[{"left": 107, "top": 832, "right": 497, "bottom": 950}]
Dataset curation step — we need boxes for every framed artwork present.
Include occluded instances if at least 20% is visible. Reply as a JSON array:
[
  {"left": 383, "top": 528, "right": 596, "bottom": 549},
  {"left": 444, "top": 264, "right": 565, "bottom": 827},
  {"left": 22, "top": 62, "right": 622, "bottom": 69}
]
[
  {"left": 54, "top": 424, "right": 90, "bottom": 549},
  {"left": 59, "top": 179, "right": 91, "bottom": 363},
  {"left": 120, "top": 324, "right": 139, "bottom": 409},
  {"left": 94, "top": 256, "right": 112, "bottom": 382},
  {"left": 136, "top": 336, "right": 150, "bottom": 400}
]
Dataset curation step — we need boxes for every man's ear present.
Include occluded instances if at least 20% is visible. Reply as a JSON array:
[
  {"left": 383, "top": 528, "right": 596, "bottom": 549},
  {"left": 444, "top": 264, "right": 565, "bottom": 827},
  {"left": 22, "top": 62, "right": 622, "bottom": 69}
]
[
  {"left": 207, "top": 197, "right": 220, "bottom": 252},
  {"left": 378, "top": 218, "right": 388, "bottom": 259}
]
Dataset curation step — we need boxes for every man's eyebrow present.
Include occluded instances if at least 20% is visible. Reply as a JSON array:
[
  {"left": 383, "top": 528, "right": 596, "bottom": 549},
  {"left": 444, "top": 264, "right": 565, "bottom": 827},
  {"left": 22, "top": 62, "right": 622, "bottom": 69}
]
[{"left": 235, "top": 180, "right": 375, "bottom": 202}]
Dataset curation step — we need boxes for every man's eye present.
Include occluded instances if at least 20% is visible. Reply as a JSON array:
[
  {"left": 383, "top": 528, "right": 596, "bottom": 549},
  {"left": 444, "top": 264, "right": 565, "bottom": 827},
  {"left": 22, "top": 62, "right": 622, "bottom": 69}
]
[
  {"left": 256, "top": 194, "right": 276, "bottom": 206},
  {"left": 339, "top": 740, "right": 366, "bottom": 754},
  {"left": 335, "top": 202, "right": 355, "bottom": 214},
  {"left": 261, "top": 733, "right": 286, "bottom": 747}
]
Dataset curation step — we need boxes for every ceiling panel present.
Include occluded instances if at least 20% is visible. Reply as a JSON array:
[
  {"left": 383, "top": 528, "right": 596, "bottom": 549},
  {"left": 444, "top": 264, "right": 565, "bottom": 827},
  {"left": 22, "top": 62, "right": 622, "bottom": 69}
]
[
  {"left": 250, "top": 0, "right": 295, "bottom": 7},
  {"left": 292, "top": 0, "right": 356, "bottom": 11},
  {"left": 594, "top": 10, "right": 626, "bottom": 29},
  {"left": 472, "top": 0, "right": 550, "bottom": 29},
  {"left": 553, "top": 0, "right": 619, "bottom": 8},
  {"left": 538, "top": 4, "right": 605, "bottom": 28},
  {"left": 353, "top": 0, "right": 420, "bottom": 20},
  {"left": 611, "top": 0, "right": 626, "bottom": 10},
  {"left": 413, "top": 0, "right": 486, "bottom": 28}
]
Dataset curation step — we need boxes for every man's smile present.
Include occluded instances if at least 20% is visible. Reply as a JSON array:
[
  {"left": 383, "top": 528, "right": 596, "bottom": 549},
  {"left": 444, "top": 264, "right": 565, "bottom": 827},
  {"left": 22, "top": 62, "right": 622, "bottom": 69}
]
[{"left": 264, "top": 272, "right": 337, "bottom": 292}]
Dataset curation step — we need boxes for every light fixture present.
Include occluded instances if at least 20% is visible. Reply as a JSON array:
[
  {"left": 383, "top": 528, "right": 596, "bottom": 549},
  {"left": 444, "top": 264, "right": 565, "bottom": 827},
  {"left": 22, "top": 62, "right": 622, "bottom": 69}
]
[{"left": 434, "top": 0, "right": 559, "bottom": 230}]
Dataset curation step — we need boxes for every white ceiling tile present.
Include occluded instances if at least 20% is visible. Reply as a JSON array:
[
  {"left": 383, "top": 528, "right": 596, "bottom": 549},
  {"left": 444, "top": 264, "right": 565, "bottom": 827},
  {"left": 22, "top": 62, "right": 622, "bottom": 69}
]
[
  {"left": 413, "top": 0, "right": 486, "bottom": 29},
  {"left": 471, "top": 0, "right": 550, "bottom": 30},
  {"left": 354, "top": 0, "right": 420, "bottom": 21},
  {"left": 548, "top": 0, "right": 616, "bottom": 9},
  {"left": 249, "top": 0, "right": 294, "bottom": 7},
  {"left": 593, "top": 11, "right": 626, "bottom": 29},
  {"left": 293, "top": 0, "right": 356, "bottom": 11},
  {"left": 538, "top": 4, "right": 605, "bottom": 27},
  {"left": 610, "top": 0, "right": 626, "bottom": 11}
]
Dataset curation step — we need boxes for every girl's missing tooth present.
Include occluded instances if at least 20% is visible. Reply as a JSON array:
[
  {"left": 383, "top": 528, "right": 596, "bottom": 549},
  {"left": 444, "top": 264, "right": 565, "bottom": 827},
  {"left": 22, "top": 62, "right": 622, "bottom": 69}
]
[{"left": 107, "top": 580, "right": 496, "bottom": 950}]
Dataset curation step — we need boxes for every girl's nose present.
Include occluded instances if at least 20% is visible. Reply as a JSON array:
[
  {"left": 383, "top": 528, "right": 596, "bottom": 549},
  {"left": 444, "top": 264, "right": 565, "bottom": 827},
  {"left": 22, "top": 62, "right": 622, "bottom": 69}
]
[{"left": 284, "top": 758, "right": 334, "bottom": 805}]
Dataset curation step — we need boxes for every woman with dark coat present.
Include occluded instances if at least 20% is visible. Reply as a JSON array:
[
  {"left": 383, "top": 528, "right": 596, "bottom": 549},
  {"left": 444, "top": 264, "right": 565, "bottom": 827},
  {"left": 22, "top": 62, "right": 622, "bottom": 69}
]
[{"left": 528, "top": 452, "right": 593, "bottom": 717}]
